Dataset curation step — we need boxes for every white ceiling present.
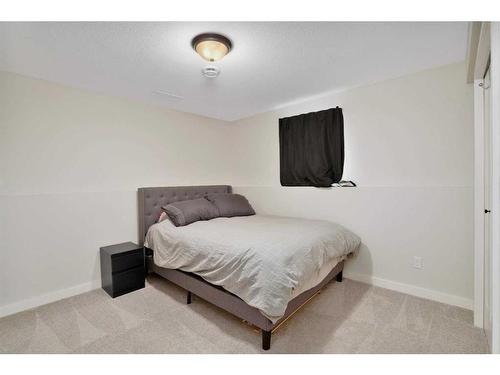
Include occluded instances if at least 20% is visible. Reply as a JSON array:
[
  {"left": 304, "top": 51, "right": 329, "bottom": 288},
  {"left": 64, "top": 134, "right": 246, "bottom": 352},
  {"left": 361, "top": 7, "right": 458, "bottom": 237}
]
[{"left": 0, "top": 22, "right": 468, "bottom": 121}]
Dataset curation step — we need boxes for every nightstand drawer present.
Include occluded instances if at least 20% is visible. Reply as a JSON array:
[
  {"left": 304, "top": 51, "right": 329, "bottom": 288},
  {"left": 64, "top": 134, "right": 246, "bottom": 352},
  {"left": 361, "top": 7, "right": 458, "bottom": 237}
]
[
  {"left": 112, "top": 250, "right": 144, "bottom": 273},
  {"left": 100, "top": 242, "right": 145, "bottom": 298},
  {"left": 113, "top": 266, "right": 145, "bottom": 296}
]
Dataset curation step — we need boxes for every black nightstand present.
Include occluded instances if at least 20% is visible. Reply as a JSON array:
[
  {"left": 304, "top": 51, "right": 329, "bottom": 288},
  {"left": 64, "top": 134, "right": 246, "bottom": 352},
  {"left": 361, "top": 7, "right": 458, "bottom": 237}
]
[{"left": 100, "top": 242, "right": 145, "bottom": 298}]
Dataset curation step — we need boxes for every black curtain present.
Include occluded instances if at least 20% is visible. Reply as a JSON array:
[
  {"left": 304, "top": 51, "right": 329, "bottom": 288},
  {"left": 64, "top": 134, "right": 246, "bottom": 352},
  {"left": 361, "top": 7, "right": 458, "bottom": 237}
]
[{"left": 279, "top": 107, "right": 344, "bottom": 187}]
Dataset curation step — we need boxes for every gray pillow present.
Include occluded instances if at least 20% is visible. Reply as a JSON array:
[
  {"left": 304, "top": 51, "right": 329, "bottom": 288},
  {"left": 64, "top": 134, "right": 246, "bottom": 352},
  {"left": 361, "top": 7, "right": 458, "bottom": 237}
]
[
  {"left": 205, "top": 193, "right": 255, "bottom": 218},
  {"left": 162, "top": 198, "right": 219, "bottom": 227}
]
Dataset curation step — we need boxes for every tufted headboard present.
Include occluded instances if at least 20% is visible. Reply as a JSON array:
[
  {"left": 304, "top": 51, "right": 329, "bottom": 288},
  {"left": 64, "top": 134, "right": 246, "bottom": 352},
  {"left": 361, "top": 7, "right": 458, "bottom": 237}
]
[{"left": 137, "top": 185, "right": 232, "bottom": 245}]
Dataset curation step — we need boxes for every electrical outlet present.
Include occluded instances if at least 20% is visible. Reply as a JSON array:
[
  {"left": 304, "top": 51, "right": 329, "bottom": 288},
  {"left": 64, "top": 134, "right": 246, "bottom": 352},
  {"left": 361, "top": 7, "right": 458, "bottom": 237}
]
[{"left": 413, "top": 256, "right": 424, "bottom": 269}]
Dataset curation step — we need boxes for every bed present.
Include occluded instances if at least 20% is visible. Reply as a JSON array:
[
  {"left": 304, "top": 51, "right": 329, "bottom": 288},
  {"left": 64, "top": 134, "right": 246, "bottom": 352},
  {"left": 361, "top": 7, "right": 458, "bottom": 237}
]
[{"left": 138, "top": 185, "right": 360, "bottom": 350}]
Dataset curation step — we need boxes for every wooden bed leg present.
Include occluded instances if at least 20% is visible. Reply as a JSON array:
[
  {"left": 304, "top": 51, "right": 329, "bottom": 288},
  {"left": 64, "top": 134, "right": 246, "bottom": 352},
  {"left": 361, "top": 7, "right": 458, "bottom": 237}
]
[
  {"left": 187, "top": 291, "right": 192, "bottom": 304},
  {"left": 262, "top": 330, "right": 271, "bottom": 351},
  {"left": 336, "top": 270, "right": 343, "bottom": 282}
]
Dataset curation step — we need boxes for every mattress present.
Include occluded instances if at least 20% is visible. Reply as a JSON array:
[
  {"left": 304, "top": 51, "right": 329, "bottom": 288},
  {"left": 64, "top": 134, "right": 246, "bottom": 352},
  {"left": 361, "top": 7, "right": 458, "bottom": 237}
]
[
  {"left": 145, "top": 214, "right": 360, "bottom": 322},
  {"left": 289, "top": 255, "right": 344, "bottom": 299}
]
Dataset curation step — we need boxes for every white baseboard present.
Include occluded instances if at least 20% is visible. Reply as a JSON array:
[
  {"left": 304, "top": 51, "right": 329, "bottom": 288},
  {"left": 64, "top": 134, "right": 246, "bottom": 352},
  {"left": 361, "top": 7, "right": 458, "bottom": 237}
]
[
  {"left": 0, "top": 274, "right": 473, "bottom": 318},
  {"left": 345, "top": 272, "right": 473, "bottom": 310},
  {"left": 0, "top": 280, "right": 101, "bottom": 318}
]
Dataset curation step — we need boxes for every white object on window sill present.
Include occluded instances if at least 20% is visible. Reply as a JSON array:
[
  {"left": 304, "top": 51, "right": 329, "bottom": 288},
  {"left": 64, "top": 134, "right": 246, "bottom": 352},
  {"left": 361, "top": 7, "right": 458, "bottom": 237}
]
[{"left": 331, "top": 180, "right": 357, "bottom": 187}]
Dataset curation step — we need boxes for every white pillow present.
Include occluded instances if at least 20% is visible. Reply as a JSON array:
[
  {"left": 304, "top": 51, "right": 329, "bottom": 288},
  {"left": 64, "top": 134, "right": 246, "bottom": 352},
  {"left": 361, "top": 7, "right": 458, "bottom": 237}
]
[{"left": 157, "top": 211, "right": 168, "bottom": 223}]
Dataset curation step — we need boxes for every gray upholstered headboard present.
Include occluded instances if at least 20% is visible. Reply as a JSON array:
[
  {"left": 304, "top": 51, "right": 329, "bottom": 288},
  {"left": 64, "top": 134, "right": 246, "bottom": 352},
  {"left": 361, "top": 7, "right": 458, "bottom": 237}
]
[{"left": 137, "top": 185, "right": 232, "bottom": 245}]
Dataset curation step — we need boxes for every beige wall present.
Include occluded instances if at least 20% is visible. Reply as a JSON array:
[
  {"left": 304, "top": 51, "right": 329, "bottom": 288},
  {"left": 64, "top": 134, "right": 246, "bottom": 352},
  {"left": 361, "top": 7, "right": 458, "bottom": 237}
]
[
  {"left": 230, "top": 62, "right": 475, "bottom": 307},
  {"left": 0, "top": 62, "right": 475, "bottom": 315},
  {"left": 0, "top": 72, "right": 233, "bottom": 315}
]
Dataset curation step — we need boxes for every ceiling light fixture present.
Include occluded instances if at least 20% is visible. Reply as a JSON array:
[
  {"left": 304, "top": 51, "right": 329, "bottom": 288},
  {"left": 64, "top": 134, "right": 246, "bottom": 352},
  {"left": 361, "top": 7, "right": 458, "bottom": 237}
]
[
  {"left": 191, "top": 33, "right": 232, "bottom": 62},
  {"left": 201, "top": 66, "right": 220, "bottom": 78}
]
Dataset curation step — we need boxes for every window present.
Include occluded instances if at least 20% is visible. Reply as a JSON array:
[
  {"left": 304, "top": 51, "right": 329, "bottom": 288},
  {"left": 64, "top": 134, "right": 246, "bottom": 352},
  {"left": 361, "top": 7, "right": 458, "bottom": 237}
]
[{"left": 279, "top": 107, "right": 344, "bottom": 187}]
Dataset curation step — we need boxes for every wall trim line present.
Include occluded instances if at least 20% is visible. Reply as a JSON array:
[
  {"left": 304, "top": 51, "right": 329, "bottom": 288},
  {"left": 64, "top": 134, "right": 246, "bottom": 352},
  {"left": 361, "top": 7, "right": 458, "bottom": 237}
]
[
  {"left": 0, "top": 273, "right": 473, "bottom": 319},
  {"left": 0, "top": 280, "right": 101, "bottom": 318},
  {"left": 345, "top": 272, "right": 473, "bottom": 310}
]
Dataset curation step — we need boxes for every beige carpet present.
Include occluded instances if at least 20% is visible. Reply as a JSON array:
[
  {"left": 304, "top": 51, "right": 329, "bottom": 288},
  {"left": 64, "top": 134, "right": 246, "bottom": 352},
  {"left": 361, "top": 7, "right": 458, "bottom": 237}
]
[{"left": 0, "top": 275, "right": 489, "bottom": 354}]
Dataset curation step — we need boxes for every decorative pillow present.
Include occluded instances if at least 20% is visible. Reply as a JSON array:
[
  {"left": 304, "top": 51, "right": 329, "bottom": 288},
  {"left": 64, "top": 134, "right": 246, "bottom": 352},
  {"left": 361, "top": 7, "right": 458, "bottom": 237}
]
[
  {"left": 157, "top": 211, "right": 168, "bottom": 223},
  {"left": 162, "top": 198, "right": 219, "bottom": 227},
  {"left": 205, "top": 193, "right": 255, "bottom": 218}
]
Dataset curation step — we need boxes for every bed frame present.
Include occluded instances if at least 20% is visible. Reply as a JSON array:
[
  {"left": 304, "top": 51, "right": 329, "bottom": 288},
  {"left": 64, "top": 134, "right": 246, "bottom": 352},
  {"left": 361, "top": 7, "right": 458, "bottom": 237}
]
[{"left": 138, "top": 185, "right": 344, "bottom": 350}]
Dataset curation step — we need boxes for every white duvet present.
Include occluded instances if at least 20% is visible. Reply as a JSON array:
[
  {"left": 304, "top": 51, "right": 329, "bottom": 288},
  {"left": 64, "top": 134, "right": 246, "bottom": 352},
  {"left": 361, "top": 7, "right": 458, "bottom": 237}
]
[{"left": 145, "top": 215, "right": 360, "bottom": 322}]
